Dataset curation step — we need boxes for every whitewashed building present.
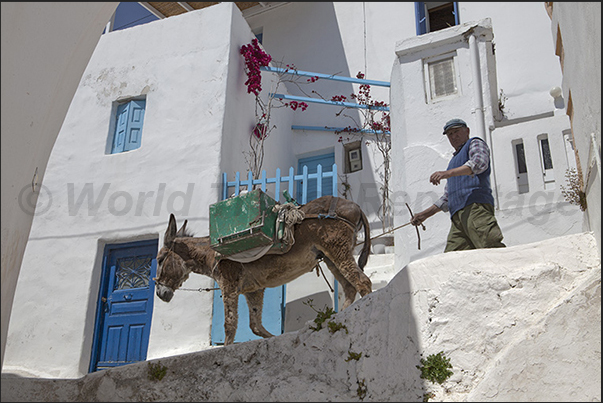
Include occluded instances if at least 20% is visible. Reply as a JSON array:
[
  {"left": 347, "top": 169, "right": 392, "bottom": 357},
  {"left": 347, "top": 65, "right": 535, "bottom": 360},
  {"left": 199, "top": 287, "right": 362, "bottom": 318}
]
[{"left": 3, "top": 2, "right": 586, "bottom": 379}]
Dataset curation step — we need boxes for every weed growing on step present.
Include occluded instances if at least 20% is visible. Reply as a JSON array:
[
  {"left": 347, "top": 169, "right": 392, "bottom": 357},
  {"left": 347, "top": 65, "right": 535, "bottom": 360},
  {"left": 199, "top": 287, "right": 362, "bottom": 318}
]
[
  {"left": 416, "top": 351, "right": 453, "bottom": 385},
  {"left": 346, "top": 351, "right": 363, "bottom": 361},
  {"left": 304, "top": 298, "right": 347, "bottom": 333},
  {"left": 303, "top": 299, "right": 335, "bottom": 331},
  {"left": 356, "top": 378, "right": 367, "bottom": 399},
  {"left": 328, "top": 320, "right": 348, "bottom": 334},
  {"left": 147, "top": 361, "right": 168, "bottom": 381}
]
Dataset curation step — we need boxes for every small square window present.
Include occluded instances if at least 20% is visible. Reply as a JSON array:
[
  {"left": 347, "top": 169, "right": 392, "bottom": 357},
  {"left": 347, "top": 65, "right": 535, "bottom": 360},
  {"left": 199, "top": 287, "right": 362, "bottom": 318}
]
[
  {"left": 110, "top": 98, "right": 146, "bottom": 154},
  {"left": 428, "top": 57, "right": 457, "bottom": 99},
  {"left": 415, "top": 2, "right": 460, "bottom": 36}
]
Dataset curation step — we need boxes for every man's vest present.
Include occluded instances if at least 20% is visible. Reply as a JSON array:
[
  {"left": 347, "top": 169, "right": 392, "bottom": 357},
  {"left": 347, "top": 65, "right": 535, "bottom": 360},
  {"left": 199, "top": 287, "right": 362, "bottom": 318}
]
[{"left": 446, "top": 137, "right": 494, "bottom": 218}]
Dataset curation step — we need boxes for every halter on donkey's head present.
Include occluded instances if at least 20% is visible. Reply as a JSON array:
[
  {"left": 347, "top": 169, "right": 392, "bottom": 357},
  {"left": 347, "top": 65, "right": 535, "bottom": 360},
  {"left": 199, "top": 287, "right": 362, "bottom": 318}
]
[{"left": 154, "top": 214, "right": 191, "bottom": 302}]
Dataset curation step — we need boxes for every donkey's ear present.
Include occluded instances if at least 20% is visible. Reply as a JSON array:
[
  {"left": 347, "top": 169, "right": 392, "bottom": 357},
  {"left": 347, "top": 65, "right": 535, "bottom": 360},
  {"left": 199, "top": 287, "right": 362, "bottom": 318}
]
[
  {"left": 176, "top": 220, "right": 188, "bottom": 237},
  {"left": 164, "top": 214, "right": 177, "bottom": 246}
]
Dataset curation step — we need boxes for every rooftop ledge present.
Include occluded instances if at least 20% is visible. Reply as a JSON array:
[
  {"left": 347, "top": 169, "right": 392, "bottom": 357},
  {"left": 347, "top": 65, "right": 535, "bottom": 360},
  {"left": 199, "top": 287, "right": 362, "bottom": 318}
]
[{"left": 395, "top": 18, "right": 493, "bottom": 57}]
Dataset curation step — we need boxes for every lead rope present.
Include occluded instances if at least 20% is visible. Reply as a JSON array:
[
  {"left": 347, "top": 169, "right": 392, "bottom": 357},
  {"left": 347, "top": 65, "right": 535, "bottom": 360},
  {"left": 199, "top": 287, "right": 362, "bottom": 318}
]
[
  {"left": 355, "top": 203, "right": 425, "bottom": 249},
  {"left": 179, "top": 286, "right": 221, "bottom": 292},
  {"left": 180, "top": 259, "right": 222, "bottom": 292}
]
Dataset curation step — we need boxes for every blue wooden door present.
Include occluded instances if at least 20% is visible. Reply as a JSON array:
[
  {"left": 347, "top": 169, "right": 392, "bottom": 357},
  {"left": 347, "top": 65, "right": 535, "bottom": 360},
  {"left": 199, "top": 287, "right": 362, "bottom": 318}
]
[
  {"left": 89, "top": 239, "right": 158, "bottom": 372},
  {"left": 211, "top": 285, "right": 284, "bottom": 344},
  {"left": 297, "top": 153, "right": 335, "bottom": 202}
]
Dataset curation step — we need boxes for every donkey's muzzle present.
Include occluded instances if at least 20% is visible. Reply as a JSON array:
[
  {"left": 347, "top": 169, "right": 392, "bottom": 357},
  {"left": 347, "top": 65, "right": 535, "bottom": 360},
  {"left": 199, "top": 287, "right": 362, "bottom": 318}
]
[{"left": 156, "top": 284, "right": 174, "bottom": 302}]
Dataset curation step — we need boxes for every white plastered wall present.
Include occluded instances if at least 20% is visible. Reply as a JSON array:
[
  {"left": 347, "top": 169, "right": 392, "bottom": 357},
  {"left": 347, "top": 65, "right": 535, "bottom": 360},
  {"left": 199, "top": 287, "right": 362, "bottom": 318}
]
[{"left": 3, "top": 3, "right": 255, "bottom": 378}]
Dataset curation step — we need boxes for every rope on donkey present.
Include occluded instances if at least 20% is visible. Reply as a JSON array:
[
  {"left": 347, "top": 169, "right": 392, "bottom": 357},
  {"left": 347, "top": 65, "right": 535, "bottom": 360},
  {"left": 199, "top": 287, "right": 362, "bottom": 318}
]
[
  {"left": 273, "top": 202, "right": 306, "bottom": 246},
  {"left": 180, "top": 260, "right": 221, "bottom": 292},
  {"left": 179, "top": 286, "right": 220, "bottom": 292},
  {"left": 313, "top": 261, "right": 334, "bottom": 293}
]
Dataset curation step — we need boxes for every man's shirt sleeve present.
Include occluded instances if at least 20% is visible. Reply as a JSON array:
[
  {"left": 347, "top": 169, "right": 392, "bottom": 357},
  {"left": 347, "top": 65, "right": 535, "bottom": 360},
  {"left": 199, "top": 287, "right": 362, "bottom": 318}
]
[
  {"left": 434, "top": 184, "right": 449, "bottom": 212},
  {"left": 464, "top": 138, "right": 490, "bottom": 175}
]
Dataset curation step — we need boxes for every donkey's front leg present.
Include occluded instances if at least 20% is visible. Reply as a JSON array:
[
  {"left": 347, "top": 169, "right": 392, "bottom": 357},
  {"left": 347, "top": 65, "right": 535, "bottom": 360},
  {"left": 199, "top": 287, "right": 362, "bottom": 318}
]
[
  {"left": 244, "top": 289, "right": 275, "bottom": 339},
  {"left": 221, "top": 288, "right": 239, "bottom": 346}
]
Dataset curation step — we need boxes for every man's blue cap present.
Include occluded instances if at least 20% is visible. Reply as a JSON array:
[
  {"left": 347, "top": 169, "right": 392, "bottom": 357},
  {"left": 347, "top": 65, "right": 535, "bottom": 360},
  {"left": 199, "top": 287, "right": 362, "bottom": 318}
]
[{"left": 443, "top": 118, "right": 467, "bottom": 134}]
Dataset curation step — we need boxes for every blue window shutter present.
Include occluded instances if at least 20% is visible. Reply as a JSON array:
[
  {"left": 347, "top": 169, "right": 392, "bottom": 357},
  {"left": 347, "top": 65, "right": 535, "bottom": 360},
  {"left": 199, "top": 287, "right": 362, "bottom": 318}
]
[
  {"left": 111, "top": 99, "right": 146, "bottom": 154},
  {"left": 453, "top": 2, "right": 460, "bottom": 25},
  {"left": 112, "top": 102, "right": 130, "bottom": 153},
  {"left": 415, "top": 2, "right": 427, "bottom": 35},
  {"left": 124, "top": 99, "right": 145, "bottom": 152}
]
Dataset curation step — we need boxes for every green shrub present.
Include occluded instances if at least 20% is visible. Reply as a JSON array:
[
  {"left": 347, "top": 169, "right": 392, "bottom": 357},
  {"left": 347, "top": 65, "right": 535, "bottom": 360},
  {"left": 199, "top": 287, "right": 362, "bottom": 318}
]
[
  {"left": 303, "top": 299, "right": 335, "bottom": 331},
  {"left": 416, "top": 351, "right": 453, "bottom": 384}
]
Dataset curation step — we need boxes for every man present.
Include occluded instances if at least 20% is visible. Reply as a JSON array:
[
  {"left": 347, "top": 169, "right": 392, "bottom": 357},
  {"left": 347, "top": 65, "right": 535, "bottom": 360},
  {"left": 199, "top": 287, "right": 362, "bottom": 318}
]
[{"left": 411, "top": 118, "right": 505, "bottom": 251}]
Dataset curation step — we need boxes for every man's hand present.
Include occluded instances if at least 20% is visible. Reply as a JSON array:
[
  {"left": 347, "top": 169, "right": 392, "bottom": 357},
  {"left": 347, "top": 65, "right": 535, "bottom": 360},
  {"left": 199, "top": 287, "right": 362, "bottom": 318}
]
[
  {"left": 411, "top": 205, "right": 440, "bottom": 227},
  {"left": 430, "top": 165, "right": 474, "bottom": 185},
  {"left": 429, "top": 171, "right": 448, "bottom": 185},
  {"left": 410, "top": 212, "right": 426, "bottom": 227}
]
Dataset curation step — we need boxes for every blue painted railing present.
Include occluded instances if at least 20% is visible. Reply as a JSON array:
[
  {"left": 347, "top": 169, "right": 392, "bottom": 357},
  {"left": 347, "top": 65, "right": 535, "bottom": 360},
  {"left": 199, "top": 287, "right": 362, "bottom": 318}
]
[
  {"left": 261, "top": 66, "right": 391, "bottom": 132},
  {"left": 221, "top": 164, "right": 337, "bottom": 205},
  {"left": 291, "top": 125, "right": 390, "bottom": 135},
  {"left": 260, "top": 66, "right": 390, "bottom": 87},
  {"left": 270, "top": 93, "right": 389, "bottom": 112}
]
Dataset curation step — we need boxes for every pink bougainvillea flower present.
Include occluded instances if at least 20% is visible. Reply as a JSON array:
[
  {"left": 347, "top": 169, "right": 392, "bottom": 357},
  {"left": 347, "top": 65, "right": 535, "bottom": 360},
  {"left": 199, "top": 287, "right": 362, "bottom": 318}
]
[{"left": 240, "top": 38, "right": 272, "bottom": 95}]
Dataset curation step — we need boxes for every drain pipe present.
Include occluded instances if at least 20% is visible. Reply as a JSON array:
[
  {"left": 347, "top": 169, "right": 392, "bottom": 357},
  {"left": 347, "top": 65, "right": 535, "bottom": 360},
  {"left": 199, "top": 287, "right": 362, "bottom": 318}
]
[
  {"left": 469, "top": 34, "right": 486, "bottom": 139},
  {"left": 469, "top": 33, "right": 500, "bottom": 207}
]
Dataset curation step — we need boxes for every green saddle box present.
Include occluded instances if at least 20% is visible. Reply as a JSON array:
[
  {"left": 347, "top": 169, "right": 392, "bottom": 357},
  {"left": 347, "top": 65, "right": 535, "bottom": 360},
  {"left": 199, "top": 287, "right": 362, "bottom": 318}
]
[{"left": 209, "top": 189, "right": 287, "bottom": 257}]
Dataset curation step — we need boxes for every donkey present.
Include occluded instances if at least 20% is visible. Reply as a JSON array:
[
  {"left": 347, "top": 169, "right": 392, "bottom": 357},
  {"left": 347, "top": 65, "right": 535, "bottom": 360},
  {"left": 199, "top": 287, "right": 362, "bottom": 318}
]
[{"left": 155, "top": 195, "right": 373, "bottom": 345}]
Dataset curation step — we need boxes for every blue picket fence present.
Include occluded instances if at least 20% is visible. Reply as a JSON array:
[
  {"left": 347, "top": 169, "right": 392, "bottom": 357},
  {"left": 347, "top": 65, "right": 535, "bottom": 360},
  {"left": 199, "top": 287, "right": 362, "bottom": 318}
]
[{"left": 221, "top": 164, "right": 337, "bottom": 204}]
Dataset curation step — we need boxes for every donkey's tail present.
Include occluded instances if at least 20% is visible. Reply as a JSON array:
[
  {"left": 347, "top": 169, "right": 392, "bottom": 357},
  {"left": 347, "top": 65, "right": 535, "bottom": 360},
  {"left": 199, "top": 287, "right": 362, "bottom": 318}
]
[{"left": 357, "top": 209, "right": 371, "bottom": 270}]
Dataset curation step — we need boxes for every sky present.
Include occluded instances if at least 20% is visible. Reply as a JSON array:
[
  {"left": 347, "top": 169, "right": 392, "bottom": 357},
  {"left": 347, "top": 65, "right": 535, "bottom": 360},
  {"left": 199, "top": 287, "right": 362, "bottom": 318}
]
[{"left": 110, "top": 2, "right": 159, "bottom": 32}]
